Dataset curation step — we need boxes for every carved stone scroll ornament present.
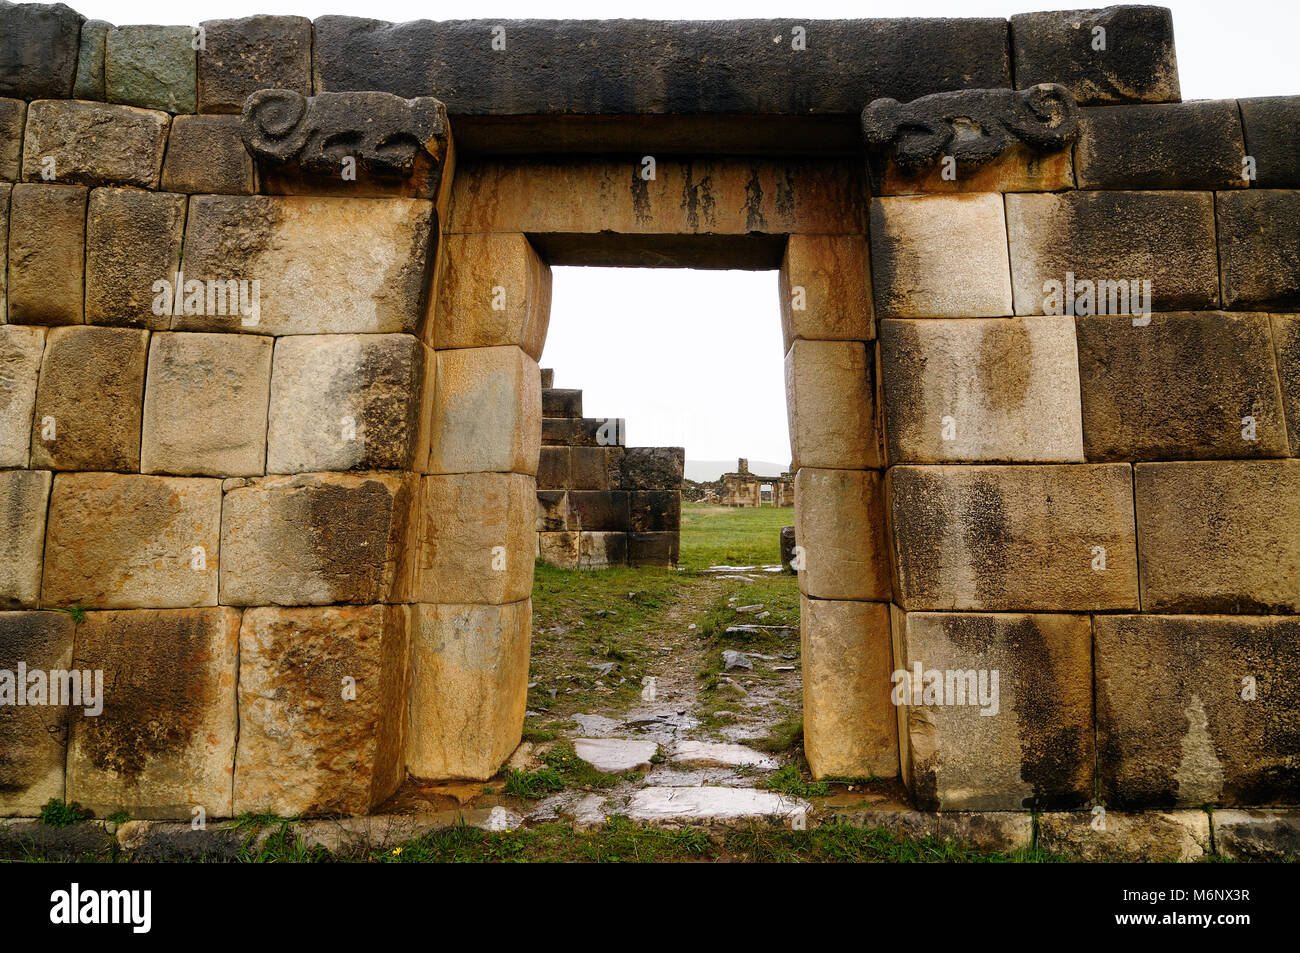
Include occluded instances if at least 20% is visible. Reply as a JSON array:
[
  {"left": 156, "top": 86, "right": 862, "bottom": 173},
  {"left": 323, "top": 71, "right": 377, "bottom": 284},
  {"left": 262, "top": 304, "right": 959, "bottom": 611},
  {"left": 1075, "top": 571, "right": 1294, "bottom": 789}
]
[
  {"left": 861, "top": 83, "right": 1079, "bottom": 170},
  {"left": 241, "top": 88, "right": 449, "bottom": 185}
]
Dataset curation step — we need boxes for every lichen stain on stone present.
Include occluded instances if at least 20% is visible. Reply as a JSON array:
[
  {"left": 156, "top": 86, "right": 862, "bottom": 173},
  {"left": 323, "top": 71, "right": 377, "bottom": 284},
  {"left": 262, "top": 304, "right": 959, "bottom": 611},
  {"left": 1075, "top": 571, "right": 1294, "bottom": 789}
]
[
  {"left": 742, "top": 164, "right": 766, "bottom": 232},
  {"left": 678, "top": 162, "right": 716, "bottom": 232},
  {"left": 629, "top": 163, "right": 652, "bottom": 225},
  {"left": 961, "top": 474, "right": 1010, "bottom": 605},
  {"left": 1175, "top": 693, "right": 1225, "bottom": 805}
]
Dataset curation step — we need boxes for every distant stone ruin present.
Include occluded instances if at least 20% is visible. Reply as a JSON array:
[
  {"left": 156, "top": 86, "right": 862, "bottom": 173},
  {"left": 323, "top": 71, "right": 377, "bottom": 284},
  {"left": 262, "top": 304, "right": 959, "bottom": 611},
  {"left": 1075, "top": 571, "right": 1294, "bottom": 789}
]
[{"left": 719, "top": 458, "right": 794, "bottom": 507}]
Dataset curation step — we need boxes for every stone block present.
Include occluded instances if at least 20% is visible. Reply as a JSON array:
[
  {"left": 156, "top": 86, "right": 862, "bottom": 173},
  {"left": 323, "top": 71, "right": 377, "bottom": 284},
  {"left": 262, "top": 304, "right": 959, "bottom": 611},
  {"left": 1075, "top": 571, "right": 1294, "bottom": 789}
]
[
  {"left": 871, "top": 141, "right": 1075, "bottom": 196},
  {"left": 160, "top": 114, "right": 255, "bottom": 194},
  {"left": 1038, "top": 810, "right": 1210, "bottom": 862},
  {"left": 220, "top": 472, "right": 418, "bottom": 607},
  {"left": 267, "top": 333, "right": 428, "bottom": 474},
  {"left": 619, "top": 447, "right": 683, "bottom": 488},
  {"left": 629, "top": 490, "right": 680, "bottom": 532},
  {"left": 569, "top": 417, "right": 620, "bottom": 448},
  {"left": 1076, "top": 312, "right": 1288, "bottom": 460},
  {"left": 1239, "top": 96, "right": 1300, "bottom": 188},
  {"left": 539, "top": 368, "right": 554, "bottom": 388},
  {"left": 541, "top": 416, "right": 574, "bottom": 446},
  {"left": 0, "top": 611, "right": 74, "bottom": 815},
  {"left": 428, "top": 345, "right": 540, "bottom": 475},
  {"left": 1006, "top": 190, "right": 1219, "bottom": 315},
  {"left": 891, "top": 608, "right": 1094, "bottom": 810},
  {"left": 1273, "top": 315, "right": 1300, "bottom": 456},
  {"left": 22, "top": 100, "right": 169, "bottom": 189},
  {"left": 794, "top": 468, "right": 890, "bottom": 601},
  {"left": 1134, "top": 461, "right": 1300, "bottom": 613},
  {"left": 570, "top": 446, "right": 622, "bottom": 491},
  {"left": 197, "top": 16, "right": 313, "bottom": 114},
  {"left": 1010, "top": 6, "right": 1180, "bottom": 105},
  {"left": 1217, "top": 190, "right": 1300, "bottom": 311},
  {"left": 73, "top": 18, "right": 110, "bottom": 100},
  {"left": 627, "top": 532, "right": 677, "bottom": 568},
  {"left": 177, "top": 195, "right": 436, "bottom": 336},
  {"left": 415, "top": 472, "right": 534, "bottom": 604},
  {"left": 778, "top": 235, "right": 873, "bottom": 348},
  {"left": 879, "top": 316, "right": 1084, "bottom": 464},
  {"left": 536, "top": 490, "right": 568, "bottom": 532},
  {"left": 235, "top": 605, "right": 409, "bottom": 816},
  {"left": 65, "top": 607, "right": 240, "bottom": 819},
  {"left": 785, "top": 340, "right": 879, "bottom": 469},
  {"left": 567, "top": 490, "right": 630, "bottom": 532},
  {"left": 0, "top": 1, "right": 83, "bottom": 99},
  {"left": 869, "top": 193, "right": 1012, "bottom": 318},
  {"left": 538, "top": 530, "right": 579, "bottom": 566},
  {"left": 537, "top": 447, "right": 570, "bottom": 491},
  {"left": 887, "top": 463, "right": 1138, "bottom": 611},
  {"left": 780, "top": 525, "right": 796, "bottom": 572},
  {"left": 1095, "top": 614, "right": 1300, "bottom": 808},
  {"left": 6, "top": 183, "right": 87, "bottom": 326},
  {"left": 0, "top": 470, "right": 52, "bottom": 608},
  {"left": 542, "top": 388, "right": 582, "bottom": 418},
  {"left": 30, "top": 326, "right": 149, "bottom": 471},
  {"left": 406, "top": 600, "right": 530, "bottom": 781},
  {"left": 801, "top": 597, "right": 896, "bottom": 779},
  {"left": 432, "top": 233, "right": 552, "bottom": 359},
  {"left": 1075, "top": 100, "right": 1244, "bottom": 190},
  {"left": 42, "top": 473, "right": 221, "bottom": 609},
  {"left": 0, "top": 325, "right": 44, "bottom": 468},
  {"left": 85, "top": 187, "right": 186, "bottom": 328},
  {"left": 579, "top": 531, "right": 626, "bottom": 569},
  {"left": 105, "top": 25, "right": 196, "bottom": 114},
  {"left": 0, "top": 98, "right": 25, "bottom": 180},
  {"left": 142, "top": 332, "right": 273, "bottom": 477},
  {"left": 0, "top": 183, "right": 5, "bottom": 310},
  {"left": 1213, "top": 810, "right": 1300, "bottom": 862}
]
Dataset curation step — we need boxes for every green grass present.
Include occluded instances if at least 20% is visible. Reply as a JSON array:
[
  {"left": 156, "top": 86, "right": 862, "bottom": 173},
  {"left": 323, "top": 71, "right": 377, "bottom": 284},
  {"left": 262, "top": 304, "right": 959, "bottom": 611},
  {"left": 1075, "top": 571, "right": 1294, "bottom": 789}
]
[
  {"left": 39, "top": 799, "right": 90, "bottom": 827},
  {"left": 764, "top": 764, "right": 831, "bottom": 798},
  {"left": 679, "top": 502, "right": 794, "bottom": 571}
]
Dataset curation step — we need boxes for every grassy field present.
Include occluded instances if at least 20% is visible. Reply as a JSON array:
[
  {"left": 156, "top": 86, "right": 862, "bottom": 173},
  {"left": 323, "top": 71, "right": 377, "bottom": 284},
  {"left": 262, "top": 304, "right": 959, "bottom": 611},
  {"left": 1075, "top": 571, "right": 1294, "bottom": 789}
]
[{"left": 678, "top": 502, "right": 793, "bottom": 570}]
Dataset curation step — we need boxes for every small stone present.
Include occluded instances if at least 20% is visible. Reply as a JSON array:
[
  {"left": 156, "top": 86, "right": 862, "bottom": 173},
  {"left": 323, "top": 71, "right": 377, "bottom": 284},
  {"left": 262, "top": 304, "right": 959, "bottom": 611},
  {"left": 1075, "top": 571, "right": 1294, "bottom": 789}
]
[
  {"left": 105, "top": 24, "right": 197, "bottom": 113},
  {"left": 572, "top": 738, "right": 657, "bottom": 773},
  {"left": 623, "top": 786, "right": 809, "bottom": 824},
  {"left": 722, "top": 650, "right": 753, "bottom": 670},
  {"left": 1212, "top": 810, "right": 1300, "bottom": 862},
  {"left": 670, "top": 741, "right": 777, "bottom": 770}
]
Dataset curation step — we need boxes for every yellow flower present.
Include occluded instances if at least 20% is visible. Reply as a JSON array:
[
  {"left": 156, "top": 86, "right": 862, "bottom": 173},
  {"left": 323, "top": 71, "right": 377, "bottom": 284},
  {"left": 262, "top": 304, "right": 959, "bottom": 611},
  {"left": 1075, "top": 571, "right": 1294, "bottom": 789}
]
[{"left": 391, "top": 847, "right": 402, "bottom": 856}]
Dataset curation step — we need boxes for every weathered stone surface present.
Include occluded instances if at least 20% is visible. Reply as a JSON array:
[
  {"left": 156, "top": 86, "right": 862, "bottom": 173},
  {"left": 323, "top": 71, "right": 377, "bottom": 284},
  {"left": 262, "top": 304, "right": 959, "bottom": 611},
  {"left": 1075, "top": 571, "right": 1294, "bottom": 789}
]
[
  {"left": 1134, "top": 461, "right": 1300, "bottom": 613},
  {"left": 1038, "top": 810, "right": 1210, "bottom": 862},
  {"left": 1076, "top": 312, "right": 1288, "bottom": 460},
  {"left": 198, "top": 16, "right": 313, "bottom": 114},
  {"left": 580, "top": 531, "right": 627, "bottom": 569},
  {"left": 887, "top": 464, "right": 1138, "bottom": 611},
  {"left": 1273, "top": 315, "right": 1300, "bottom": 456},
  {"left": 537, "top": 447, "right": 569, "bottom": 491},
  {"left": 0, "top": 470, "right": 51, "bottom": 608},
  {"left": 313, "top": 17, "right": 1011, "bottom": 115},
  {"left": 220, "top": 472, "right": 418, "bottom": 607},
  {"left": 1010, "top": 6, "right": 1180, "bottom": 105},
  {"left": 416, "top": 472, "right": 534, "bottom": 604},
  {"left": 1213, "top": 810, "right": 1300, "bottom": 862},
  {"left": 0, "top": 183, "right": 6, "bottom": 310},
  {"left": 235, "top": 605, "right": 409, "bottom": 816},
  {"left": 780, "top": 524, "right": 797, "bottom": 572},
  {"left": 892, "top": 608, "right": 1094, "bottom": 810},
  {"left": 537, "top": 530, "right": 578, "bottom": 566},
  {"left": 778, "top": 235, "right": 873, "bottom": 348},
  {"left": 623, "top": 786, "right": 808, "bottom": 825},
  {"left": 541, "top": 416, "right": 574, "bottom": 446},
  {"left": 72, "top": 18, "right": 110, "bottom": 100},
  {"left": 43, "top": 473, "right": 220, "bottom": 609},
  {"left": 785, "top": 340, "right": 879, "bottom": 469},
  {"left": 1216, "top": 190, "right": 1300, "bottom": 311},
  {"left": 66, "top": 607, "right": 240, "bottom": 819},
  {"left": 267, "top": 334, "right": 428, "bottom": 474},
  {"left": 105, "top": 25, "right": 196, "bottom": 114},
  {"left": 0, "top": 611, "right": 73, "bottom": 815},
  {"left": 570, "top": 447, "right": 622, "bottom": 491},
  {"left": 542, "top": 389, "right": 581, "bottom": 418},
  {"left": 872, "top": 140, "right": 1074, "bottom": 195},
  {"left": 85, "top": 187, "right": 185, "bottom": 328},
  {"left": 1239, "top": 96, "right": 1300, "bottom": 188},
  {"left": 801, "top": 597, "right": 897, "bottom": 779},
  {"left": 567, "top": 490, "right": 630, "bottom": 532},
  {"left": 6, "top": 183, "right": 87, "bottom": 326},
  {"left": 30, "top": 326, "right": 149, "bottom": 471},
  {"left": 1075, "top": 100, "right": 1245, "bottom": 190},
  {"left": 178, "top": 195, "right": 436, "bottom": 336},
  {"left": 879, "top": 316, "right": 1084, "bottom": 464},
  {"left": 670, "top": 741, "right": 777, "bottom": 770},
  {"left": 539, "top": 368, "right": 554, "bottom": 388},
  {"left": 0, "top": 819, "right": 112, "bottom": 860},
  {"left": 1095, "top": 614, "right": 1300, "bottom": 808},
  {"left": 428, "top": 346, "right": 540, "bottom": 475},
  {"left": 570, "top": 417, "right": 623, "bottom": 448},
  {"left": 160, "top": 113, "right": 256, "bottom": 194},
  {"left": 0, "top": 98, "right": 24, "bottom": 180},
  {"left": 1006, "top": 191, "right": 1219, "bottom": 315},
  {"left": 142, "top": 332, "right": 273, "bottom": 477},
  {"left": 862, "top": 810, "right": 1033, "bottom": 853},
  {"left": 0, "top": 1, "right": 83, "bottom": 99},
  {"left": 22, "top": 100, "right": 169, "bottom": 189},
  {"left": 629, "top": 490, "right": 679, "bottom": 532},
  {"left": 794, "top": 469, "right": 890, "bottom": 601},
  {"left": 620, "top": 447, "right": 684, "bottom": 489},
  {"left": 627, "top": 532, "right": 678, "bottom": 568},
  {"left": 0, "top": 325, "right": 44, "bottom": 467},
  {"left": 574, "top": 738, "right": 658, "bottom": 773},
  {"left": 870, "top": 193, "right": 1012, "bottom": 318},
  {"left": 115, "top": 819, "right": 244, "bottom": 861},
  {"left": 433, "top": 234, "right": 551, "bottom": 358},
  {"left": 537, "top": 490, "right": 568, "bottom": 532},
  {"left": 406, "top": 600, "right": 530, "bottom": 780}
]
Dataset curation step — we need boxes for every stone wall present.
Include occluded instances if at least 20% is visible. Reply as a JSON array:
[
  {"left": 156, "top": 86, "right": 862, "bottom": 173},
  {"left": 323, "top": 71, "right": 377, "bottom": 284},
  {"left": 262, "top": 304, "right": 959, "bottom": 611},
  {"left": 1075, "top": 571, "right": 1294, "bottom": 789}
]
[
  {"left": 0, "top": 2, "right": 1296, "bottom": 819},
  {"left": 536, "top": 369, "right": 683, "bottom": 569},
  {"left": 718, "top": 458, "right": 793, "bottom": 507}
]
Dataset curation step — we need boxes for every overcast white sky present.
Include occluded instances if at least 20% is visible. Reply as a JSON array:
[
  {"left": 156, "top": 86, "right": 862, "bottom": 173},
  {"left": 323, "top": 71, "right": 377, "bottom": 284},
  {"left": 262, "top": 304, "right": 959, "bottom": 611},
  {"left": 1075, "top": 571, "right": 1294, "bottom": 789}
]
[{"left": 77, "top": 0, "right": 1298, "bottom": 466}]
